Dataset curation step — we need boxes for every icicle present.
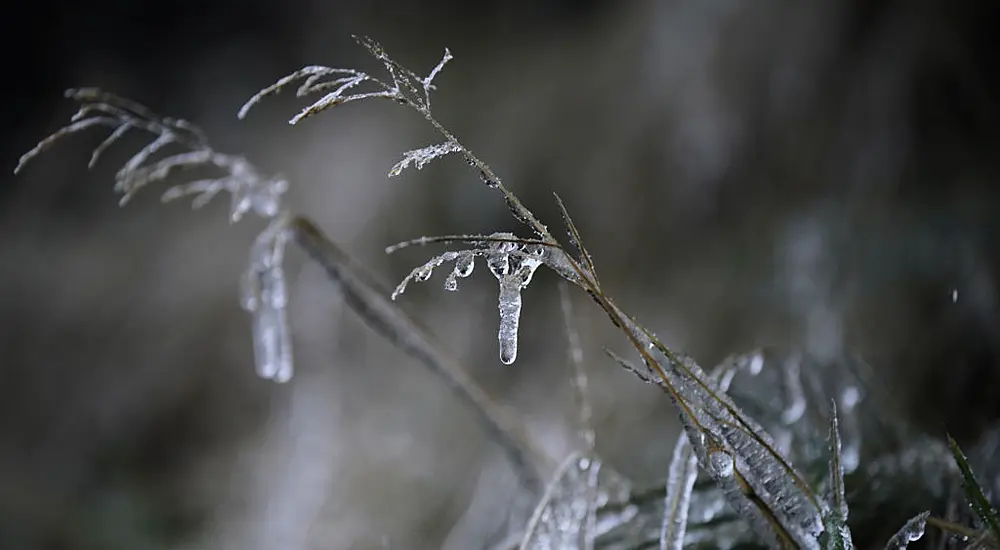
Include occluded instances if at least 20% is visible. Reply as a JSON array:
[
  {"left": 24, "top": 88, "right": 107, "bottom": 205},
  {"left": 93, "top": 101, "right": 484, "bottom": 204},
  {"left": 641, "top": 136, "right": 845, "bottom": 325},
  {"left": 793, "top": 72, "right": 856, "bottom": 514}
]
[
  {"left": 486, "top": 235, "right": 542, "bottom": 365},
  {"left": 242, "top": 216, "right": 294, "bottom": 382},
  {"left": 498, "top": 274, "right": 523, "bottom": 365}
]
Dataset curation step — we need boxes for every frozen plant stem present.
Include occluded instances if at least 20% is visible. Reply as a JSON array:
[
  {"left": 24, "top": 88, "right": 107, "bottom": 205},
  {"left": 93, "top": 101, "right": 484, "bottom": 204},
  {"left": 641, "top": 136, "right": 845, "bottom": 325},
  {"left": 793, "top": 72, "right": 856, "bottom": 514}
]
[{"left": 245, "top": 36, "right": 829, "bottom": 548}]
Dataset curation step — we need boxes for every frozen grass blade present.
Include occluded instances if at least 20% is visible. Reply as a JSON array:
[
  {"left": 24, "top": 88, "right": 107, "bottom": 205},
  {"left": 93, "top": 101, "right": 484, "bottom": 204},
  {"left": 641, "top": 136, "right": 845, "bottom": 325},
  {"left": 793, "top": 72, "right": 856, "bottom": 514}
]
[
  {"left": 553, "top": 193, "right": 599, "bottom": 288},
  {"left": 558, "top": 282, "right": 595, "bottom": 451},
  {"left": 883, "top": 511, "right": 929, "bottom": 549},
  {"left": 947, "top": 433, "right": 1000, "bottom": 544},
  {"left": 823, "top": 400, "right": 855, "bottom": 549},
  {"left": 661, "top": 434, "right": 698, "bottom": 550},
  {"left": 660, "top": 352, "right": 765, "bottom": 550}
]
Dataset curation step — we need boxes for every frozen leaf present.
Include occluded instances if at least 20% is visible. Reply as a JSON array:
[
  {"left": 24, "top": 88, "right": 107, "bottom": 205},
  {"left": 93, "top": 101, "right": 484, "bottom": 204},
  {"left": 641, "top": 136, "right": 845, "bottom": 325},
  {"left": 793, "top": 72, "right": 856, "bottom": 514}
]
[
  {"left": 388, "top": 141, "right": 461, "bottom": 177},
  {"left": 660, "top": 352, "right": 762, "bottom": 550},
  {"left": 611, "top": 324, "right": 826, "bottom": 549}
]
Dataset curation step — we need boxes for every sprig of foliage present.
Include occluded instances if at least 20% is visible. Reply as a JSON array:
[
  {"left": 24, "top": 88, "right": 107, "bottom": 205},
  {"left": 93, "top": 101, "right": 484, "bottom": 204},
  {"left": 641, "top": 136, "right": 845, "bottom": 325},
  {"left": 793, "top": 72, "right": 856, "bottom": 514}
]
[
  {"left": 13, "top": 86, "right": 550, "bottom": 493},
  {"left": 247, "top": 35, "right": 830, "bottom": 548},
  {"left": 18, "top": 34, "right": 1000, "bottom": 550}
]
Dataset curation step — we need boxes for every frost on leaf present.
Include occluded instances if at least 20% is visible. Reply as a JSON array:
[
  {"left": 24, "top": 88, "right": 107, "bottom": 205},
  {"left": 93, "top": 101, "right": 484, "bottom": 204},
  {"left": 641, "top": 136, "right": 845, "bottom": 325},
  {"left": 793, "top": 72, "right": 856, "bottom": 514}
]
[
  {"left": 241, "top": 215, "right": 294, "bottom": 383},
  {"left": 388, "top": 141, "right": 462, "bottom": 177}
]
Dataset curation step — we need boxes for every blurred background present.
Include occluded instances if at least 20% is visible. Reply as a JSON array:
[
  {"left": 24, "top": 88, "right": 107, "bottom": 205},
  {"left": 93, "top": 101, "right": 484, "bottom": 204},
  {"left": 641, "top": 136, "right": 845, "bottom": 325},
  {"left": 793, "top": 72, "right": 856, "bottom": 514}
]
[{"left": 2, "top": 0, "right": 1000, "bottom": 548}]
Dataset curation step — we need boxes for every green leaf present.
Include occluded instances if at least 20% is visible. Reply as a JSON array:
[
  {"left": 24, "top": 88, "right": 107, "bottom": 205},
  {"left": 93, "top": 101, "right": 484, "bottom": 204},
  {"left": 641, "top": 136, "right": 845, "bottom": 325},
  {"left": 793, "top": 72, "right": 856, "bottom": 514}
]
[{"left": 947, "top": 433, "right": 1000, "bottom": 544}]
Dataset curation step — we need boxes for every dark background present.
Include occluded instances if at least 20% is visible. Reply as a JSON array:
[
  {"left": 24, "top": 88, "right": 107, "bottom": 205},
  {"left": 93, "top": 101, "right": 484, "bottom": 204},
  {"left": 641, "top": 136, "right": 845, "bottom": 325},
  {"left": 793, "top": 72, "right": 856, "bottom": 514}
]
[{"left": 2, "top": 1, "right": 1000, "bottom": 548}]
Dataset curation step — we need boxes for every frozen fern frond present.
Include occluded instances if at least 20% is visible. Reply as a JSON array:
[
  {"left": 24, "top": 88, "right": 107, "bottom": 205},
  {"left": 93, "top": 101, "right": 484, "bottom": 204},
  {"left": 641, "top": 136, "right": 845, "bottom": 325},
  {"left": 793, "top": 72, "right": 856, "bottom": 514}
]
[
  {"left": 15, "top": 89, "right": 296, "bottom": 383},
  {"left": 239, "top": 35, "right": 452, "bottom": 125},
  {"left": 388, "top": 232, "right": 556, "bottom": 365},
  {"left": 16, "top": 88, "right": 288, "bottom": 222}
]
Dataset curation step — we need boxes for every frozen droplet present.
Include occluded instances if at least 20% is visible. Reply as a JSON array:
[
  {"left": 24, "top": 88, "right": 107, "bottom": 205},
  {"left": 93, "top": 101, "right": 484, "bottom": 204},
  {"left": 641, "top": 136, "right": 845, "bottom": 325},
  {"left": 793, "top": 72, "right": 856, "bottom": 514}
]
[
  {"left": 951, "top": 288, "right": 959, "bottom": 303},
  {"left": 708, "top": 451, "right": 734, "bottom": 478},
  {"left": 414, "top": 266, "right": 433, "bottom": 282},
  {"left": 444, "top": 253, "right": 475, "bottom": 292},
  {"left": 443, "top": 273, "right": 458, "bottom": 292},
  {"left": 454, "top": 253, "right": 474, "bottom": 277}
]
